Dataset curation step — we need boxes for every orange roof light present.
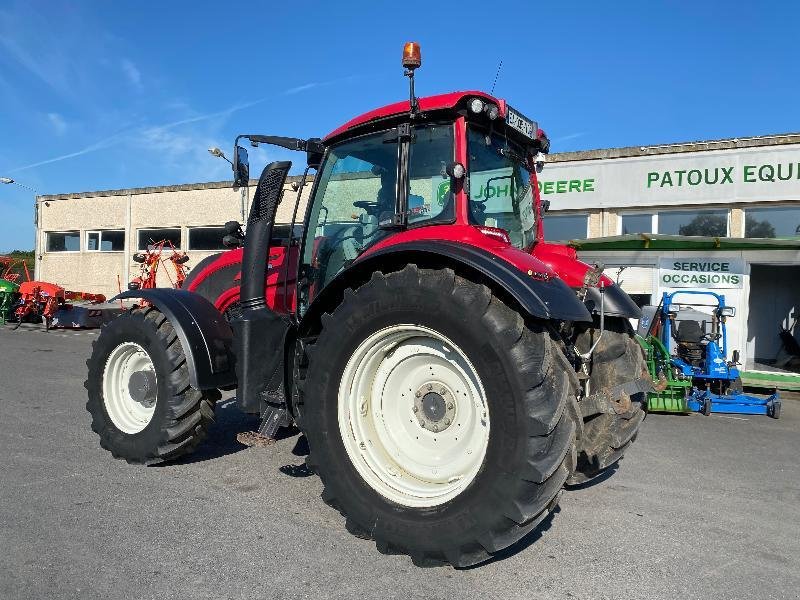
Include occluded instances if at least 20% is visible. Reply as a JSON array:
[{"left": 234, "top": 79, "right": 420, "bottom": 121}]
[{"left": 402, "top": 42, "right": 422, "bottom": 70}]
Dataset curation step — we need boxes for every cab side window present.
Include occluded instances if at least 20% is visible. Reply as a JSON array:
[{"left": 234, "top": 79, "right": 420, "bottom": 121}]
[
  {"left": 301, "top": 132, "right": 396, "bottom": 293},
  {"left": 407, "top": 123, "right": 455, "bottom": 225}
]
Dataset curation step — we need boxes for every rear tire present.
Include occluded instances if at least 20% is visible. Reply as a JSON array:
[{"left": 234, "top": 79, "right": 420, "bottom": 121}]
[
  {"left": 299, "top": 265, "right": 575, "bottom": 567},
  {"left": 85, "top": 306, "right": 219, "bottom": 464},
  {"left": 569, "top": 316, "right": 647, "bottom": 484}
]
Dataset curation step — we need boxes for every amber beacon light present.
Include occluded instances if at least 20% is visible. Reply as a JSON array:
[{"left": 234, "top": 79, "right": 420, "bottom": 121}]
[{"left": 402, "top": 42, "right": 422, "bottom": 70}]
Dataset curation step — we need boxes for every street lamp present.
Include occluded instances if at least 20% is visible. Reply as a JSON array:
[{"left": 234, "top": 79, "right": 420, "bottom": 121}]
[
  {"left": 1, "top": 177, "right": 38, "bottom": 193},
  {"left": 208, "top": 147, "right": 232, "bottom": 165},
  {"left": 208, "top": 147, "right": 247, "bottom": 220},
  {"left": 2, "top": 176, "right": 41, "bottom": 276}
]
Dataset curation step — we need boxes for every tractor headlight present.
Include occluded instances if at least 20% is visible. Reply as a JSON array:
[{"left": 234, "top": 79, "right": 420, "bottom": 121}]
[
  {"left": 468, "top": 98, "right": 485, "bottom": 114},
  {"left": 446, "top": 161, "right": 465, "bottom": 179},
  {"left": 719, "top": 307, "right": 736, "bottom": 317},
  {"left": 485, "top": 103, "right": 499, "bottom": 120}
]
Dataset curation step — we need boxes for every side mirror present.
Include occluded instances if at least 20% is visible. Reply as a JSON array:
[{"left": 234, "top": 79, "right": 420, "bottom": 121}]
[
  {"left": 233, "top": 145, "right": 249, "bottom": 187},
  {"left": 224, "top": 220, "right": 242, "bottom": 235},
  {"left": 731, "top": 350, "right": 740, "bottom": 364},
  {"left": 223, "top": 235, "right": 242, "bottom": 249},
  {"left": 306, "top": 138, "right": 324, "bottom": 168},
  {"left": 542, "top": 199, "right": 551, "bottom": 212}
]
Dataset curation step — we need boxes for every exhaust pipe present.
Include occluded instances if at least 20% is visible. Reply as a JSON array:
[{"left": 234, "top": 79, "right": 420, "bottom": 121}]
[{"left": 232, "top": 161, "right": 292, "bottom": 414}]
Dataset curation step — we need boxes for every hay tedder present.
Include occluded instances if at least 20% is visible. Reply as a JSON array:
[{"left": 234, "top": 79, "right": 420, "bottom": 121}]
[
  {"left": 637, "top": 291, "right": 780, "bottom": 418},
  {"left": 128, "top": 239, "right": 190, "bottom": 292},
  {"left": 85, "top": 43, "right": 651, "bottom": 566}
]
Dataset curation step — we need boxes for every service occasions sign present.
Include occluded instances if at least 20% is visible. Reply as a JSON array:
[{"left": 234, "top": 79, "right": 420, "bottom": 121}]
[{"left": 658, "top": 257, "right": 746, "bottom": 289}]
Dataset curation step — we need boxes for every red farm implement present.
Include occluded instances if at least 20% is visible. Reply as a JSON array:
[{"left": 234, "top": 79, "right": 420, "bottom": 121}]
[
  {"left": 13, "top": 281, "right": 106, "bottom": 331},
  {"left": 128, "top": 239, "right": 190, "bottom": 292}
]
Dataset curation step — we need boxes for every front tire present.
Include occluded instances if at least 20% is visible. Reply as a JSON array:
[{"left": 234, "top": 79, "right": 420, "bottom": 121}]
[
  {"left": 299, "top": 266, "right": 576, "bottom": 567},
  {"left": 570, "top": 317, "right": 647, "bottom": 484},
  {"left": 85, "top": 306, "right": 219, "bottom": 464}
]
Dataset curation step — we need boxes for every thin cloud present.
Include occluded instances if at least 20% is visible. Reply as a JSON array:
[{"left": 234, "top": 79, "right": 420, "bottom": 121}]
[
  {"left": 47, "top": 112, "right": 68, "bottom": 135},
  {"left": 284, "top": 82, "right": 318, "bottom": 95},
  {"left": 553, "top": 132, "right": 587, "bottom": 143},
  {"left": 7, "top": 75, "right": 358, "bottom": 173},
  {"left": 121, "top": 59, "right": 142, "bottom": 90},
  {"left": 9, "top": 129, "right": 131, "bottom": 172}
]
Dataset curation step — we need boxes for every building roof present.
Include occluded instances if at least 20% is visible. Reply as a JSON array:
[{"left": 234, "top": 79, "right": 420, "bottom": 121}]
[
  {"left": 568, "top": 233, "right": 800, "bottom": 251},
  {"left": 37, "top": 175, "right": 309, "bottom": 201},
  {"left": 549, "top": 132, "right": 800, "bottom": 163}
]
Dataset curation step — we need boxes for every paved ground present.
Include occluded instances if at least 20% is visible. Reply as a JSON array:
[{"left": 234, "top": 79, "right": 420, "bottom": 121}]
[{"left": 1, "top": 323, "right": 799, "bottom": 600}]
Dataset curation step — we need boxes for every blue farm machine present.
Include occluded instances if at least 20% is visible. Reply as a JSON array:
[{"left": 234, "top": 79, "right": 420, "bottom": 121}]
[{"left": 637, "top": 291, "right": 780, "bottom": 418}]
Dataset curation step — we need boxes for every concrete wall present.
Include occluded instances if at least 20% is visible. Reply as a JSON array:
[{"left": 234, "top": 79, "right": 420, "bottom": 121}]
[{"left": 37, "top": 179, "right": 311, "bottom": 297}]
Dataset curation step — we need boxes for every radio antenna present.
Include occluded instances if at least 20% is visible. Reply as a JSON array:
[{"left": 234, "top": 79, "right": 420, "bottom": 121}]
[{"left": 490, "top": 60, "right": 503, "bottom": 95}]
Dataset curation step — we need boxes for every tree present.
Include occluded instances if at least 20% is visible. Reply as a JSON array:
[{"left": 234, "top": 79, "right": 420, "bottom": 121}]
[
  {"left": 745, "top": 215, "right": 776, "bottom": 238},
  {"left": 678, "top": 214, "right": 728, "bottom": 237}
]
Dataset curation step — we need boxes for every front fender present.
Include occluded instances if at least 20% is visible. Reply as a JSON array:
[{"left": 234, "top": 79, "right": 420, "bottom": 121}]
[
  {"left": 583, "top": 284, "right": 642, "bottom": 320},
  {"left": 112, "top": 289, "right": 236, "bottom": 390}
]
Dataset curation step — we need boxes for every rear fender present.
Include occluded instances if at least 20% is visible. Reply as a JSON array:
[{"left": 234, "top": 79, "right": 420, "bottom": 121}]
[{"left": 112, "top": 288, "right": 236, "bottom": 390}]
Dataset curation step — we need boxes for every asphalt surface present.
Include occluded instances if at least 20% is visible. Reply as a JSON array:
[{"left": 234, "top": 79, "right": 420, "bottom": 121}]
[{"left": 1, "top": 323, "right": 799, "bottom": 600}]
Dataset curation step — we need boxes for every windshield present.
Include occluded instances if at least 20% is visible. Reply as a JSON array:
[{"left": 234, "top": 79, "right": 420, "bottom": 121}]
[{"left": 467, "top": 126, "right": 536, "bottom": 250}]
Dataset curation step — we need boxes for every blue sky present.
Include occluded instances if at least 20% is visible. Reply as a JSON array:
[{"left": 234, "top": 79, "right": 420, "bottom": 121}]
[{"left": 1, "top": 0, "right": 798, "bottom": 251}]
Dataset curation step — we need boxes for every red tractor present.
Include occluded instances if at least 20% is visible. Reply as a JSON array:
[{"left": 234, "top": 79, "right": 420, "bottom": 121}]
[{"left": 85, "top": 44, "right": 649, "bottom": 567}]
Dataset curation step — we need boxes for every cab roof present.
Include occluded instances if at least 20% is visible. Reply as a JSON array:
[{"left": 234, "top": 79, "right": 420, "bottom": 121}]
[{"left": 323, "top": 90, "right": 506, "bottom": 143}]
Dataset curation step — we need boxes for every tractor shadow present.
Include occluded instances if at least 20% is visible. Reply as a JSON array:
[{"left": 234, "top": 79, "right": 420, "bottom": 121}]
[
  {"left": 458, "top": 507, "right": 561, "bottom": 569},
  {"left": 162, "top": 398, "right": 260, "bottom": 465},
  {"left": 563, "top": 463, "right": 619, "bottom": 491}
]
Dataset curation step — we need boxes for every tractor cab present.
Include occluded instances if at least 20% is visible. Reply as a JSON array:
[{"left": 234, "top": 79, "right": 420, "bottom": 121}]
[{"left": 227, "top": 93, "right": 550, "bottom": 318}]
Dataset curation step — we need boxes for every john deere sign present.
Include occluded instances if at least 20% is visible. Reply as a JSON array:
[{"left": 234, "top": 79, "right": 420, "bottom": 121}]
[
  {"left": 537, "top": 144, "right": 800, "bottom": 210},
  {"left": 658, "top": 257, "right": 745, "bottom": 289}
]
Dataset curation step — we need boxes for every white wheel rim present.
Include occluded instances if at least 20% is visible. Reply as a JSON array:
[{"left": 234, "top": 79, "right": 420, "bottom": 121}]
[
  {"left": 338, "top": 325, "right": 490, "bottom": 508},
  {"left": 102, "top": 342, "right": 158, "bottom": 434}
]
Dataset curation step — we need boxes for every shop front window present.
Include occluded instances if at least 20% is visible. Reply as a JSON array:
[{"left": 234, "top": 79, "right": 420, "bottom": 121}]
[
  {"left": 658, "top": 209, "right": 728, "bottom": 237},
  {"left": 543, "top": 213, "right": 588, "bottom": 241},
  {"left": 621, "top": 213, "right": 654, "bottom": 235},
  {"left": 744, "top": 206, "right": 800, "bottom": 239}
]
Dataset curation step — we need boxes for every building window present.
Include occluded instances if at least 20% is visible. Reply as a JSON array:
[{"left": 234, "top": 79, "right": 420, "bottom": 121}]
[
  {"left": 46, "top": 231, "right": 80, "bottom": 252},
  {"left": 657, "top": 209, "right": 728, "bottom": 237},
  {"left": 543, "top": 213, "right": 589, "bottom": 241},
  {"left": 86, "top": 230, "right": 125, "bottom": 252},
  {"left": 621, "top": 213, "right": 655, "bottom": 235},
  {"left": 744, "top": 206, "right": 800, "bottom": 239},
  {"left": 188, "top": 226, "right": 227, "bottom": 250},
  {"left": 138, "top": 228, "right": 181, "bottom": 250}
]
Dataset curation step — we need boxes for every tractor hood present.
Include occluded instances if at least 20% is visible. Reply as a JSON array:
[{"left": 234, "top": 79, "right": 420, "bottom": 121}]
[{"left": 532, "top": 241, "right": 641, "bottom": 319}]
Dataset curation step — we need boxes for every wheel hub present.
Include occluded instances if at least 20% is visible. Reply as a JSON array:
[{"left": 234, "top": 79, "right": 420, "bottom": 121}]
[
  {"left": 128, "top": 370, "right": 157, "bottom": 406},
  {"left": 414, "top": 383, "right": 456, "bottom": 432},
  {"left": 338, "top": 324, "right": 490, "bottom": 508},
  {"left": 102, "top": 342, "right": 158, "bottom": 434}
]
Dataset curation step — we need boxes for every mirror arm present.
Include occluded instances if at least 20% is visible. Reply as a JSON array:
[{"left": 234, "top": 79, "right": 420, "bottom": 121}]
[{"left": 244, "top": 135, "right": 323, "bottom": 154}]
